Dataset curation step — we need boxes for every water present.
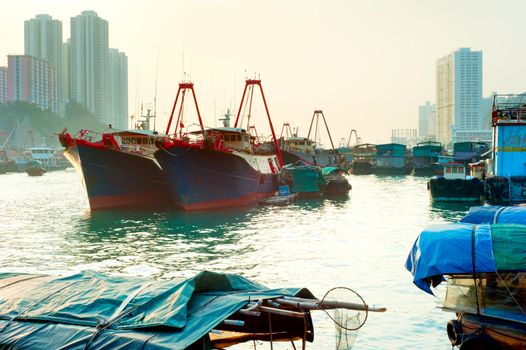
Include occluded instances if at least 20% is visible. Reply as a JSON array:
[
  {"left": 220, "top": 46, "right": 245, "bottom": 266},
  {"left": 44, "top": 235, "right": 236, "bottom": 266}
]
[{"left": 0, "top": 169, "right": 473, "bottom": 349}]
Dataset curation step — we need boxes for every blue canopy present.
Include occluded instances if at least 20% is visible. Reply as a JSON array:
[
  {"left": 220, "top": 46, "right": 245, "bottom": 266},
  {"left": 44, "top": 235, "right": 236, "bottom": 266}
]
[
  {"left": 405, "top": 223, "right": 496, "bottom": 294},
  {"left": 461, "top": 205, "right": 526, "bottom": 225},
  {"left": 0, "top": 271, "right": 314, "bottom": 349}
]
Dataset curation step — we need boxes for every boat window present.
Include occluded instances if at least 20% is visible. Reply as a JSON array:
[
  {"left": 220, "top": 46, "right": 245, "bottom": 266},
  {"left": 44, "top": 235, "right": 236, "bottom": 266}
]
[
  {"left": 237, "top": 134, "right": 241, "bottom": 141},
  {"left": 224, "top": 135, "right": 230, "bottom": 142},
  {"left": 458, "top": 167, "right": 464, "bottom": 173},
  {"left": 446, "top": 167, "right": 451, "bottom": 173}
]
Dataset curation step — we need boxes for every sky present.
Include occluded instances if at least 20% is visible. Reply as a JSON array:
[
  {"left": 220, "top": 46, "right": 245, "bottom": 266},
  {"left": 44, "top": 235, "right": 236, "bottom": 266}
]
[{"left": 1, "top": 0, "right": 526, "bottom": 145}]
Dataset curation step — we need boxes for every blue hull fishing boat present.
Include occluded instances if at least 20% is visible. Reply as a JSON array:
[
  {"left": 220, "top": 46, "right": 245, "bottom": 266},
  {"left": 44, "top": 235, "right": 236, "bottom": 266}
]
[
  {"left": 0, "top": 270, "right": 385, "bottom": 349},
  {"left": 484, "top": 94, "right": 526, "bottom": 204},
  {"left": 155, "top": 79, "right": 283, "bottom": 210},
  {"left": 407, "top": 210, "right": 526, "bottom": 349},
  {"left": 59, "top": 129, "right": 173, "bottom": 210}
]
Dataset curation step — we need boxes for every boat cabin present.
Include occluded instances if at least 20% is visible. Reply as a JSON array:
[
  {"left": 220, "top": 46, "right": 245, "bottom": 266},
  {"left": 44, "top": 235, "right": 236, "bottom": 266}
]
[
  {"left": 210, "top": 127, "right": 252, "bottom": 152},
  {"left": 443, "top": 163, "right": 467, "bottom": 180},
  {"left": 113, "top": 130, "right": 162, "bottom": 151},
  {"left": 283, "top": 137, "right": 316, "bottom": 155}
]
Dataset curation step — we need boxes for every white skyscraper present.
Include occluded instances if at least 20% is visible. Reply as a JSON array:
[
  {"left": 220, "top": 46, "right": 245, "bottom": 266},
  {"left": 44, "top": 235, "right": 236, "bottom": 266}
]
[
  {"left": 109, "top": 48, "right": 128, "bottom": 129},
  {"left": 418, "top": 101, "right": 436, "bottom": 140},
  {"left": 24, "top": 14, "right": 63, "bottom": 105},
  {"left": 70, "top": 11, "right": 110, "bottom": 124},
  {"left": 436, "top": 48, "right": 490, "bottom": 146}
]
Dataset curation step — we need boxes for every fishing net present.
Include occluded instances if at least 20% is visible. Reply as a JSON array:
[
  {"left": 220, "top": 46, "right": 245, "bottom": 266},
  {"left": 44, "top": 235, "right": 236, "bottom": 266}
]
[{"left": 319, "top": 287, "right": 368, "bottom": 350}]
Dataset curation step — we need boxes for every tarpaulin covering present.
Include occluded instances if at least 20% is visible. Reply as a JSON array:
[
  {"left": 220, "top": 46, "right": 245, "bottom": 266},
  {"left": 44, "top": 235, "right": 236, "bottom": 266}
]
[
  {"left": 0, "top": 270, "right": 313, "bottom": 349},
  {"left": 461, "top": 205, "right": 526, "bottom": 225},
  {"left": 405, "top": 223, "right": 496, "bottom": 294},
  {"left": 321, "top": 166, "right": 341, "bottom": 176},
  {"left": 282, "top": 164, "right": 322, "bottom": 193}
]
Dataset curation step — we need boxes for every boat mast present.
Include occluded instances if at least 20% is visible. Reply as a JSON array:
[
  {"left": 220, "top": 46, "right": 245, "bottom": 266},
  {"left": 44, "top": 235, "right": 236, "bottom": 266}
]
[
  {"left": 307, "top": 110, "right": 336, "bottom": 151},
  {"left": 165, "top": 82, "right": 205, "bottom": 137},
  {"left": 235, "top": 78, "right": 283, "bottom": 167}
]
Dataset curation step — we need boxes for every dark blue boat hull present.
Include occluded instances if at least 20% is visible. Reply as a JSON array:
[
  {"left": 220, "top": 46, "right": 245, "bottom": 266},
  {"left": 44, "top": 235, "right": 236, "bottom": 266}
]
[
  {"left": 154, "top": 146, "right": 277, "bottom": 210},
  {"left": 64, "top": 143, "right": 173, "bottom": 210}
]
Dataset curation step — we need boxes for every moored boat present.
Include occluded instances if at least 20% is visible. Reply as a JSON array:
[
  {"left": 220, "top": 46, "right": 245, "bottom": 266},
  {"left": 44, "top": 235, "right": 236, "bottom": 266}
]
[
  {"left": 321, "top": 166, "right": 352, "bottom": 196},
  {"left": 278, "top": 111, "right": 341, "bottom": 167},
  {"left": 25, "top": 160, "right": 45, "bottom": 176},
  {"left": 428, "top": 162, "right": 483, "bottom": 202},
  {"left": 412, "top": 141, "right": 443, "bottom": 176},
  {"left": 406, "top": 221, "right": 526, "bottom": 350},
  {"left": 154, "top": 79, "right": 283, "bottom": 210},
  {"left": 58, "top": 128, "right": 173, "bottom": 211},
  {"left": 349, "top": 143, "right": 376, "bottom": 174},
  {"left": 0, "top": 270, "right": 385, "bottom": 349},
  {"left": 484, "top": 94, "right": 526, "bottom": 204},
  {"left": 374, "top": 143, "right": 410, "bottom": 175}
]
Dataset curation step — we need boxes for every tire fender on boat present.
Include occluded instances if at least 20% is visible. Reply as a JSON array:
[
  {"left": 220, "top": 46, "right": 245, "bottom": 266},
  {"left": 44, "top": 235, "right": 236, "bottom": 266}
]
[
  {"left": 446, "top": 319, "right": 463, "bottom": 346},
  {"left": 453, "top": 178, "right": 465, "bottom": 191},
  {"left": 434, "top": 177, "right": 448, "bottom": 190}
]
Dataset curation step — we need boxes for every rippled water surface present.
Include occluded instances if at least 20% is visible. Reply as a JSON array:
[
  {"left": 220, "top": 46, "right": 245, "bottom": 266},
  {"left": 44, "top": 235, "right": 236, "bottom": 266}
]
[{"left": 0, "top": 169, "right": 473, "bottom": 349}]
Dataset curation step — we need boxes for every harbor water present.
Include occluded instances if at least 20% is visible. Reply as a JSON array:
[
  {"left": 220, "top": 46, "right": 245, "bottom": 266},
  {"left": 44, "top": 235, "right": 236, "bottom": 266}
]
[{"left": 0, "top": 169, "right": 471, "bottom": 349}]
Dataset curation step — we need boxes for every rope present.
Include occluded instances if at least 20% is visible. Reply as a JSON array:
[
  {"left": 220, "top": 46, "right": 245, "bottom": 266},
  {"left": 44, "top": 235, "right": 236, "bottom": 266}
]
[
  {"left": 318, "top": 287, "right": 369, "bottom": 331},
  {"left": 471, "top": 225, "right": 481, "bottom": 316}
]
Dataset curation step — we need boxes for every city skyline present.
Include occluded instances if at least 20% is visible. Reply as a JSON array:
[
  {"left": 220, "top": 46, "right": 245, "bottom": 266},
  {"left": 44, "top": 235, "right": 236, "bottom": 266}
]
[{"left": 1, "top": 1, "right": 526, "bottom": 144}]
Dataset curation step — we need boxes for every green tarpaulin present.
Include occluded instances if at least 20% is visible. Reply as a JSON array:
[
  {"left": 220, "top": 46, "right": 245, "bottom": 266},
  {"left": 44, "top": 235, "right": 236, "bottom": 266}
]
[{"left": 0, "top": 270, "right": 314, "bottom": 349}]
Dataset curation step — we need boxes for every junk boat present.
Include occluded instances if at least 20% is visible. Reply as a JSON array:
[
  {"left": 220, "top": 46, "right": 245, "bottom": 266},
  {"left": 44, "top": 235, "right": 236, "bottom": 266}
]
[
  {"left": 280, "top": 163, "right": 324, "bottom": 198},
  {"left": 154, "top": 79, "right": 283, "bottom": 210},
  {"left": 349, "top": 143, "right": 376, "bottom": 175},
  {"left": 427, "top": 162, "right": 483, "bottom": 202},
  {"left": 0, "top": 270, "right": 384, "bottom": 349},
  {"left": 278, "top": 111, "right": 341, "bottom": 167},
  {"left": 406, "top": 219, "right": 526, "bottom": 350},
  {"left": 412, "top": 141, "right": 444, "bottom": 176},
  {"left": 58, "top": 116, "right": 173, "bottom": 211},
  {"left": 484, "top": 94, "right": 526, "bottom": 204},
  {"left": 374, "top": 143, "right": 410, "bottom": 175}
]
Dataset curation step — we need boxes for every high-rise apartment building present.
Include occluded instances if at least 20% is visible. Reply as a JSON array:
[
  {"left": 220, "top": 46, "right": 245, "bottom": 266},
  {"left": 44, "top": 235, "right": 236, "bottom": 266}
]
[
  {"left": 109, "top": 48, "right": 128, "bottom": 129},
  {"left": 436, "top": 48, "right": 490, "bottom": 146},
  {"left": 418, "top": 101, "right": 437, "bottom": 140},
  {"left": 24, "top": 14, "right": 63, "bottom": 100},
  {"left": 0, "top": 67, "right": 7, "bottom": 104},
  {"left": 70, "top": 10, "right": 110, "bottom": 124},
  {"left": 7, "top": 55, "right": 59, "bottom": 113}
]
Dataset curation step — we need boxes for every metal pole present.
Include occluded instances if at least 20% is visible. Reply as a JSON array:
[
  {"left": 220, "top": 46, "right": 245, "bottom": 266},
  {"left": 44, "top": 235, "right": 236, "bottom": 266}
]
[
  {"left": 235, "top": 83, "right": 249, "bottom": 128},
  {"left": 257, "top": 81, "right": 283, "bottom": 167},
  {"left": 165, "top": 86, "right": 182, "bottom": 134},
  {"left": 190, "top": 86, "right": 206, "bottom": 137}
]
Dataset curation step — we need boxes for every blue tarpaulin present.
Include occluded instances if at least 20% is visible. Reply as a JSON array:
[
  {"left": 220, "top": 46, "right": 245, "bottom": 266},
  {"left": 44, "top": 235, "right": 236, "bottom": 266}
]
[
  {"left": 405, "top": 223, "right": 496, "bottom": 294},
  {"left": 0, "top": 270, "right": 314, "bottom": 349},
  {"left": 461, "top": 205, "right": 526, "bottom": 225}
]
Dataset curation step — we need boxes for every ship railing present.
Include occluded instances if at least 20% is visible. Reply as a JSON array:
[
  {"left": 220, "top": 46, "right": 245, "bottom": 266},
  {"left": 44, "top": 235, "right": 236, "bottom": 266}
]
[{"left": 492, "top": 94, "right": 526, "bottom": 126}]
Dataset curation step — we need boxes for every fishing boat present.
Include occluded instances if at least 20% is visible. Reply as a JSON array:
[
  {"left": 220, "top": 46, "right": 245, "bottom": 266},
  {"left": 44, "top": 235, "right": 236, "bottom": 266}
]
[
  {"left": 321, "top": 166, "right": 352, "bottom": 196},
  {"left": 0, "top": 270, "right": 384, "bottom": 349},
  {"left": 349, "top": 143, "right": 376, "bottom": 175},
  {"left": 407, "top": 213, "right": 526, "bottom": 349},
  {"left": 374, "top": 143, "right": 410, "bottom": 175},
  {"left": 484, "top": 94, "right": 526, "bottom": 204},
  {"left": 412, "top": 141, "right": 443, "bottom": 176},
  {"left": 278, "top": 111, "right": 341, "bottom": 167},
  {"left": 58, "top": 124, "right": 173, "bottom": 211},
  {"left": 28, "top": 145, "right": 69, "bottom": 171},
  {"left": 154, "top": 79, "right": 283, "bottom": 210},
  {"left": 427, "top": 162, "right": 483, "bottom": 202}
]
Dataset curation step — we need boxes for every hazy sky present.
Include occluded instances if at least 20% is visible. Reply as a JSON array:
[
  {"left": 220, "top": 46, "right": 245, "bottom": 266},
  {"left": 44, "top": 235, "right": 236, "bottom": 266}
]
[{"left": 1, "top": 0, "right": 526, "bottom": 145}]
